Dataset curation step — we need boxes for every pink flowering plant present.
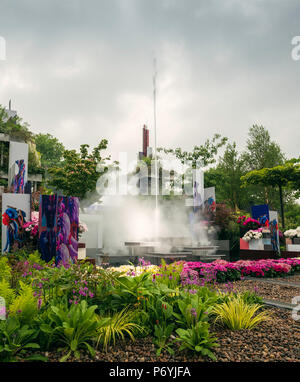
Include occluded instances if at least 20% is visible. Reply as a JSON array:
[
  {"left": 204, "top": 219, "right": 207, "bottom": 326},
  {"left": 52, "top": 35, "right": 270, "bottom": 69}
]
[
  {"left": 237, "top": 216, "right": 261, "bottom": 230},
  {"left": 182, "top": 258, "right": 300, "bottom": 284}
]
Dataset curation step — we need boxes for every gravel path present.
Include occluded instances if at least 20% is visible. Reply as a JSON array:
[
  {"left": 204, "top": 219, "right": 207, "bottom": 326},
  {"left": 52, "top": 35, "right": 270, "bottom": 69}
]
[{"left": 40, "top": 308, "right": 299, "bottom": 362}]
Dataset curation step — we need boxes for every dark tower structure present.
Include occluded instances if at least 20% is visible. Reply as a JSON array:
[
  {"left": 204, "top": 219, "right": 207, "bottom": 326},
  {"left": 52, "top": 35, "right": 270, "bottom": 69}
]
[{"left": 142, "top": 124, "right": 149, "bottom": 157}]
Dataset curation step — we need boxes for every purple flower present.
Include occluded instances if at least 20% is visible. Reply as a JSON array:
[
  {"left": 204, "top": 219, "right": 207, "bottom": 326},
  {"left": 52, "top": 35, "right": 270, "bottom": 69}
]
[{"left": 190, "top": 308, "right": 197, "bottom": 317}]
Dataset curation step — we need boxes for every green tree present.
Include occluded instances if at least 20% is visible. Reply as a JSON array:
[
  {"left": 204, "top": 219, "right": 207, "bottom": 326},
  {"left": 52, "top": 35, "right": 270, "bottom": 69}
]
[
  {"left": 205, "top": 143, "right": 249, "bottom": 211},
  {"left": 241, "top": 125, "right": 286, "bottom": 206},
  {"left": 47, "top": 140, "right": 115, "bottom": 206},
  {"left": 242, "top": 125, "right": 285, "bottom": 171},
  {"left": 241, "top": 163, "right": 300, "bottom": 228},
  {"left": 35, "top": 133, "right": 65, "bottom": 169},
  {"left": 157, "top": 134, "right": 228, "bottom": 167}
]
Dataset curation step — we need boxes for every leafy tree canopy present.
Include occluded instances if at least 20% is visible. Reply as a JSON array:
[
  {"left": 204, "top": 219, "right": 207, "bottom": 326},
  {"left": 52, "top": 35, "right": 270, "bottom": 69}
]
[
  {"left": 35, "top": 133, "right": 65, "bottom": 169},
  {"left": 157, "top": 134, "right": 228, "bottom": 167},
  {"left": 242, "top": 124, "right": 285, "bottom": 171},
  {"left": 47, "top": 140, "right": 117, "bottom": 205}
]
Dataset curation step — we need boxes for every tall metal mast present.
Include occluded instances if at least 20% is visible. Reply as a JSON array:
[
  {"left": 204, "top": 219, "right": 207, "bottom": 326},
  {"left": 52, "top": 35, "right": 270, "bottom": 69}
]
[
  {"left": 153, "top": 58, "right": 159, "bottom": 240},
  {"left": 153, "top": 58, "right": 158, "bottom": 209}
]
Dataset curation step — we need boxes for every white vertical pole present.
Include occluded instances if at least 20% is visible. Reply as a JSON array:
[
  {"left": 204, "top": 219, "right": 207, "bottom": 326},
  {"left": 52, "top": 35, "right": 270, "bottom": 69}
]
[{"left": 153, "top": 58, "right": 159, "bottom": 240}]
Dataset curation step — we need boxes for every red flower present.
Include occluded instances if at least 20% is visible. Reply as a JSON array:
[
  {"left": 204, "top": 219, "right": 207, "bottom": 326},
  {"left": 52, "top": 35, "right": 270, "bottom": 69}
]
[{"left": 2, "top": 213, "right": 10, "bottom": 226}]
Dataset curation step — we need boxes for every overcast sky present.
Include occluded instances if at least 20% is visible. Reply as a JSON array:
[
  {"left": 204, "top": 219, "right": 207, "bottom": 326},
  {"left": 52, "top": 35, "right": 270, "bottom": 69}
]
[{"left": 0, "top": 0, "right": 300, "bottom": 164}]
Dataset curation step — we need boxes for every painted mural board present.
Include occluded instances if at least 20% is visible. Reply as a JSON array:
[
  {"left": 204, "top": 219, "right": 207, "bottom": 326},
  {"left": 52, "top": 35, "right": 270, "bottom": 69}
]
[
  {"left": 1, "top": 193, "right": 30, "bottom": 253},
  {"left": 39, "top": 195, "right": 79, "bottom": 265},
  {"left": 204, "top": 187, "right": 216, "bottom": 219},
  {"left": 8, "top": 141, "right": 28, "bottom": 193},
  {"left": 269, "top": 210, "right": 280, "bottom": 254}
]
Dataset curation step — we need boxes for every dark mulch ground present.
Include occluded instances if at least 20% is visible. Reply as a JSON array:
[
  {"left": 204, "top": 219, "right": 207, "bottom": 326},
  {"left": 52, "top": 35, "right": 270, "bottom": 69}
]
[
  {"left": 40, "top": 307, "right": 299, "bottom": 362},
  {"left": 281, "top": 274, "right": 300, "bottom": 283},
  {"left": 217, "top": 276, "right": 300, "bottom": 304}
]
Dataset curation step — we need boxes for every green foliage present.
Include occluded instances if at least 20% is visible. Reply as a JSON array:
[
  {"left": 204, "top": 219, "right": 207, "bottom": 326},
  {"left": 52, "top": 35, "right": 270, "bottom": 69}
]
[
  {"left": 0, "top": 105, "right": 42, "bottom": 175},
  {"left": 0, "top": 316, "right": 41, "bottom": 361},
  {"left": 99, "top": 272, "right": 156, "bottom": 312},
  {"left": 47, "top": 140, "right": 117, "bottom": 204},
  {"left": 0, "top": 279, "right": 15, "bottom": 307},
  {"left": 9, "top": 281, "right": 38, "bottom": 324},
  {"left": 153, "top": 323, "right": 175, "bottom": 356},
  {"left": 240, "top": 290, "right": 263, "bottom": 305},
  {"left": 158, "top": 134, "right": 228, "bottom": 167},
  {"left": 216, "top": 290, "right": 263, "bottom": 306},
  {"left": 212, "top": 296, "right": 271, "bottom": 330},
  {"left": 0, "top": 256, "right": 11, "bottom": 282},
  {"left": 35, "top": 133, "right": 65, "bottom": 169},
  {"left": 0, "top": 105, "right": 34, "bottom": 142},
  {"left": 96, "top": 307, "right": 144, "bottom": 352},
  {"left": 205, "top": 143, "right": 250, "bottom": 211},
  {"left": 242, "top": 125, "right": 285, "bottom": 171},
  {"left": 241, "top": 163, "right": 300, "bottom": 189},
  {"left": 156, "top": 259, "right": 183, "bottom": 289},
  {"left": 175, "top": 321, "right": 218, "bottom": 360},
  {"left": 28, "top": 251, "right": 45, "bottom": 265},
  {"left": 41, "top": 300, "right": 99, "bottom": 361},
  {"left": 173, "top": 291, "right": 216, "bottom": 329}
]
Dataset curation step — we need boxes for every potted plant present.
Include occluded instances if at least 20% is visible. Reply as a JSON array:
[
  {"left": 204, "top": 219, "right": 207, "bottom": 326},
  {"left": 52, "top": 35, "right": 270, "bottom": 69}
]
[
  {"left": 237, "top": 216, "right": 261, "bottom": 238},
  {"left": 284, "top": 227, "right": 300, "bottom": 245},
  {"left": 242, "top": 229, "right": 264, "bottom": 250}
]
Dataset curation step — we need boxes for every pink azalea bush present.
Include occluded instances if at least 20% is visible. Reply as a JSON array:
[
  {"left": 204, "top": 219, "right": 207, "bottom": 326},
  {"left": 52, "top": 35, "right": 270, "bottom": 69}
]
[
  {"left": 182, "top": 258, "right": 300, "bottom": 284},
  {"left": 237, "top": 216, "right": 261, "bottom": 230}
]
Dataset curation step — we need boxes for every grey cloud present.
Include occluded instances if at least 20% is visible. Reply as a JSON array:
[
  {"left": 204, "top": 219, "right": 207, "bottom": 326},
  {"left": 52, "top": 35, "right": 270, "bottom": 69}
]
[{"left": 0, "top": 0, "right": 299, "bottom": 161}]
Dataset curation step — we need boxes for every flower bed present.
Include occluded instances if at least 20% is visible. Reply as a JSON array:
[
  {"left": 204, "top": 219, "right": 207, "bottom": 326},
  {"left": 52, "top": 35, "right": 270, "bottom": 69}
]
[
  {"left": 182, "top": 258, "right": 300, "bottom": 284},
  {"left": 1, "top": 251, "right": 298, "bottom": 363}
]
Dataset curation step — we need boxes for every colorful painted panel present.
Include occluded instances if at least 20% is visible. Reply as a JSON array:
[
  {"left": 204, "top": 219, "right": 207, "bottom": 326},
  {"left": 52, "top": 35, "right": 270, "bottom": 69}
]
[
  {"left": 38, "top": 195, "right": 79, "bottom": 265},
  {"left": 1, "top": 193, "right": 31, "bottom": 254},
  {"left": 12, "top": 159, "right": 26, "bottom": 193},
  {"left": 2, "top": 207, "right": 27, "bottom": 253},
  {"left": 8, "top": 142, "right": 28, "bottom": 193},
  {"left": 56, "top": 196, "right": 79, "bottom": 266},
  {"left": 39, "top": 194, "right": 57, "bottom": 263},
  {"left": 203, "top": 187, "right": 216, "bottom": 220}
]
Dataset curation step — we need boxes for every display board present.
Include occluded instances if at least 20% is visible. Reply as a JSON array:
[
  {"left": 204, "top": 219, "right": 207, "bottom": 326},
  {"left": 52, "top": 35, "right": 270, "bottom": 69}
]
[
  {"left": 203, "top": 187, "right": 216, "bottom": 219},
  {"left": 8, "top": 141, "right": 28, "bottom": 193},
  {"left": 269, "top": 210, "right": 280, "bottom": 254},
  {"left": 39, "top": 195, "right": 79, "bottom": 265},
  {"left": 1, "top": 193, "right": 31, "bottom": 253},
  {"left": 251, "top": 204, "right": 270, "bottom": 226}
]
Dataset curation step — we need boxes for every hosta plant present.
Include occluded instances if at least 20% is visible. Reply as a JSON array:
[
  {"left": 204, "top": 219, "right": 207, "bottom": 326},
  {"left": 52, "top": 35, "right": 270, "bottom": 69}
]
[
  {"left": 41, "top": 300, "right": 99, "bottom": 361},
  {"left": 0, "top": 316, "right": 42, "bottom": 362}
]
